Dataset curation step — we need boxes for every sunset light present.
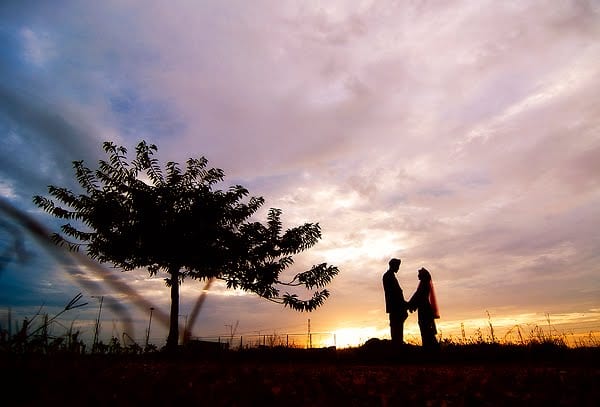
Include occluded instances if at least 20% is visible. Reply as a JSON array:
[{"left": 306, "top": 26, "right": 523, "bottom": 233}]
[
  {"left": 1, "top": 0, "right": 598, "bottom": 360},
  {"left": 330, "top": 327, "right": 384, "bottom": 348},
  {"left": 1, "top": 3, "right": 599, "bottom": 404}
]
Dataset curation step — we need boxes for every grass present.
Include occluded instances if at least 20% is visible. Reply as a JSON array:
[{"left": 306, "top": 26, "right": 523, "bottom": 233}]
[
  {"left": 1, "top": 302, "right": 599, "bottom": 406},
  {"left": 1, "top": 344, "right": 598, "bottom": 406},
  {"left": 2, "top": 295, "right": 598, "bottom": 357}
]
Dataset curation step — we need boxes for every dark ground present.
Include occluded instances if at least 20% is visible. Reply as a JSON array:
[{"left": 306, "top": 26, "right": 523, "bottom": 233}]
[{"left": 2, "top": 343, "right": 598, "bottom": 406}]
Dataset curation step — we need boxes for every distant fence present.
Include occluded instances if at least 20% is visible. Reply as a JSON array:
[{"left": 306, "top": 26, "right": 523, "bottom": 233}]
[{"left": 190, "top": 332, "right": 337, "bottom": 349}]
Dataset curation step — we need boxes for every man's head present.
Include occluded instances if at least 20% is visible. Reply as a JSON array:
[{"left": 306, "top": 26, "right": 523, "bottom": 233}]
[{"left": 389, "top": 258, "right": 401, "bottom": 272}]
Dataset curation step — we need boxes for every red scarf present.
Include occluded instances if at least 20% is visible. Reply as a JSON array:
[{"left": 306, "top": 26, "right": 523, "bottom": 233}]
[{"left": 429, "top": 280, "right": 440, "bottom": 319}]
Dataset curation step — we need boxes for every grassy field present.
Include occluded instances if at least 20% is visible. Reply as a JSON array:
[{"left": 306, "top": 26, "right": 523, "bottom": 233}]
[{"left": 2, "top": 344, "right": 598, "bottom": 406}]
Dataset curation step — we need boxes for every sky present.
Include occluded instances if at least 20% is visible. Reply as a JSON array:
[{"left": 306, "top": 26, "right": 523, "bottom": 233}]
[{"left": 1, "top": 0, "right": 599, "bottom": 348}]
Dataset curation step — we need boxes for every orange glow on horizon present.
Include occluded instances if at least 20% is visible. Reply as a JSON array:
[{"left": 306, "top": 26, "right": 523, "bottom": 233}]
[
  {"left": 314, "top": 310, "right": 600, "bottom": 349},
  {"left": 330, "top": 327, "right": 384, "bottom": 348}
]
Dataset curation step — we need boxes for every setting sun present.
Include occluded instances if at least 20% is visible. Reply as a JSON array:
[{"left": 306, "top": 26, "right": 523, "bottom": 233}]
[{"left": 330, "top": 327, "right": 384, "bottom": 348}]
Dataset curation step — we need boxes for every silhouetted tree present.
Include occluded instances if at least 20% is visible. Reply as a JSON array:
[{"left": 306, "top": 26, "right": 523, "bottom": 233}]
[{"left": 33, "top": 141, "right": 339, "bottom": 350}]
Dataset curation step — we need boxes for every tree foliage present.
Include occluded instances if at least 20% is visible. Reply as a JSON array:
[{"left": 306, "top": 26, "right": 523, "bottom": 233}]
[{"left": 33, "top": 141, "right": 339, "bottom": 347}]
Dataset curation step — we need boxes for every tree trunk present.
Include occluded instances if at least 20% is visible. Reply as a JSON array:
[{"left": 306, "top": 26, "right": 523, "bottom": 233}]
[{"left": 166, "top": 267, "right": 180, "bottom": 351}]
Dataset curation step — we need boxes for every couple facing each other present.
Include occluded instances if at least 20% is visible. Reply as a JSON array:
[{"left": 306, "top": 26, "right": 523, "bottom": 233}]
[{"left": 383, "top": 258, "right": 440, "bottom": 350}]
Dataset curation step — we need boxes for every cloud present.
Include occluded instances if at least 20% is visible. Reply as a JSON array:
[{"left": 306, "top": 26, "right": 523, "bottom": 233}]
[
  {"left": 0, "top": 0, "right": 599, "bottom": 343},
  {"left": 20, "top": 27, "right": 55, "bottom": 66}
]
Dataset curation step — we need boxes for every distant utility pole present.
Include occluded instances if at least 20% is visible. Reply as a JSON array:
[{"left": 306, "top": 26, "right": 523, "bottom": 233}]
[
  {"left": 145, "top": 307, "right": 155, "bottom": 348},
  {"left": 92, "top": 295, "right": 104, "bottom": 350},
  {"left": 307, "top": 318, "right": 312, "bottom": 349}
]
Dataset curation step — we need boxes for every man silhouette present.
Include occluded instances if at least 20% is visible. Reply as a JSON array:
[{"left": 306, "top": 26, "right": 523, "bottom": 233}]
[{"left": 383, "top": 258, "right": 409, "bottom": 345}]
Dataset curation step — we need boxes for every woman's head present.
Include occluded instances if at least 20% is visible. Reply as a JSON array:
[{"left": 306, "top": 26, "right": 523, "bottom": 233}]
[{"left": 418, "top": 267, "right": 431, "bottom": 281}]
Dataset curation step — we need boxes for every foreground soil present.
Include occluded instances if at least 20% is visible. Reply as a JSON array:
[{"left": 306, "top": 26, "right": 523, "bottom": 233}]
[{"left": 2, "top": 348, "right": 599, "bottom": 406}]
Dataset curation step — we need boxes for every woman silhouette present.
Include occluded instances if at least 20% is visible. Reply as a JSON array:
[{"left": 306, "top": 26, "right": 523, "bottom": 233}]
[{"left": 408, "top": 267, "right": 440, "bottom": 352}]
